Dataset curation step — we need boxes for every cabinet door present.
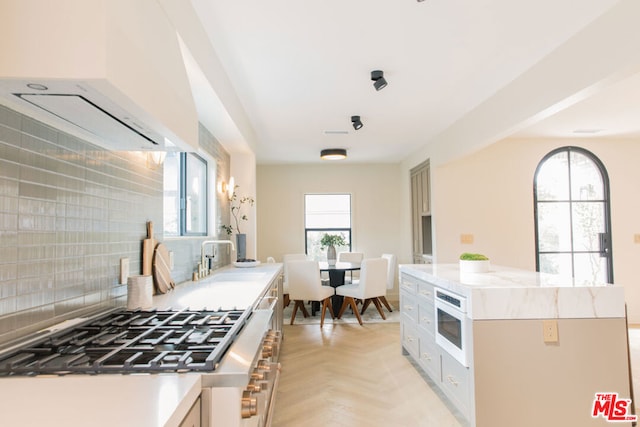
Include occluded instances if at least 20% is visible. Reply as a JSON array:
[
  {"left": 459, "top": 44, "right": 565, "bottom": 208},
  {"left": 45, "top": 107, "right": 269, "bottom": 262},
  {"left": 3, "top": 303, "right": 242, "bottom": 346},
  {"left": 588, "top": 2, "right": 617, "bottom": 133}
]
[
  {"left": 400, "top": 292, "right": 418, "bottom": 323},
  {"left": 179, "top": 397, "right": 201, "bottom": 427},
  {"left": 410, "top": 161, "right": 430, "bottom": 258},
  {"left": 440, "top": 350, "right": 471, "bottom": 416},
  {"left": 418, "top": 330, "right": 440, "bottom": 380},
  {"left": 417, "top": 300, "right": 435, "bottom": 337},
  {"left": 411, "top": 172, "right": 421, "bottom": 254},
  {"left": 419, "top": 165, "right": 430, "bottom": 215},
  {"left": 401, "top": 320, "right": 419, "bottom": 359}
]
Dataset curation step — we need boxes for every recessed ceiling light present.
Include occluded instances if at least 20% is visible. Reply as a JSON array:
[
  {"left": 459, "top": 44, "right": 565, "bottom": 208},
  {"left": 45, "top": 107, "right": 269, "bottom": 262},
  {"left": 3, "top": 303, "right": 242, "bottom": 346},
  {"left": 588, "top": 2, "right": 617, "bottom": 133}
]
[{"left": 320, "top": 148, "right": 347, "bottom": 160}]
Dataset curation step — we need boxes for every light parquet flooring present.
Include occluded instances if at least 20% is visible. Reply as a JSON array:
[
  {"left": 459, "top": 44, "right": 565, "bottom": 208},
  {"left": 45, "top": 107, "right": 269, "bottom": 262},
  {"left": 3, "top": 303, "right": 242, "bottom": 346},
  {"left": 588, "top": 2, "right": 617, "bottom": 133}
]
[{"left": 272, "top": 322, "right": 463, "bottom": 427}]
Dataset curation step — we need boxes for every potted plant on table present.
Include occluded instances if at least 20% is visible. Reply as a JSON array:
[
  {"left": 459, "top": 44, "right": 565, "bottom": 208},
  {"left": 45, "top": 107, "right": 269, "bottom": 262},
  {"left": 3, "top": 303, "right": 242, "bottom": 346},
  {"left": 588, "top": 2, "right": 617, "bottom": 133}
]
[
  {"left": 221, "top": 185, "right": 255, "bottom": 261},
  {"left": 459, "top": 252, "right": 490, "bottom": 273},
  {"left": 320, "top": 233, "right": 348, "bottom": 266}
]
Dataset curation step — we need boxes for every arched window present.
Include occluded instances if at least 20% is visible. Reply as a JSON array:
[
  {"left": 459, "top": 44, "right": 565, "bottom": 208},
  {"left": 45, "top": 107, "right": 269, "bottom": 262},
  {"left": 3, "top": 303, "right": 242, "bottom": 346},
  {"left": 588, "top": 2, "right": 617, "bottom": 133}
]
[{"left": 533, "top": 147, "right": 613, "bottom": 283}]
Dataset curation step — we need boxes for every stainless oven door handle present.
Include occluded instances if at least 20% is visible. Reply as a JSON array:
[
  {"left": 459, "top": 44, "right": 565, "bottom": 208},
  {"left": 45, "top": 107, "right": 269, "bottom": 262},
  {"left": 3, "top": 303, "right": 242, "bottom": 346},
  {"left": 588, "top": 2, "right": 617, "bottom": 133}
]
[{"left": 263, "top": 362, "right": 281, "bottom": 427}]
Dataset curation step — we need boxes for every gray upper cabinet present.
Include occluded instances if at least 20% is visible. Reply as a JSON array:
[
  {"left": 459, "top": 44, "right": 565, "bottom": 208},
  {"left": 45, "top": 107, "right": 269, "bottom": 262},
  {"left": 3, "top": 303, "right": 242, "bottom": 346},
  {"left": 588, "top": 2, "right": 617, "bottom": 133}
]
[{"left": 410, "top": 161, "right": 432, "bottom": 264}]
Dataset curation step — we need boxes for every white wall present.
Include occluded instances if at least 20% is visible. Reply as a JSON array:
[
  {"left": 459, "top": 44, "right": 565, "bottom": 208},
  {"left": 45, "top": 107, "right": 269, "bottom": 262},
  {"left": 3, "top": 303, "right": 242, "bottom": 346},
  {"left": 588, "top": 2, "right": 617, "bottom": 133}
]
[
  {"left": 432, "top": 137, "right": 640, "bottom": 323},
  {"left": 256, "top": 163, "right": 406, "bottom": 297}
]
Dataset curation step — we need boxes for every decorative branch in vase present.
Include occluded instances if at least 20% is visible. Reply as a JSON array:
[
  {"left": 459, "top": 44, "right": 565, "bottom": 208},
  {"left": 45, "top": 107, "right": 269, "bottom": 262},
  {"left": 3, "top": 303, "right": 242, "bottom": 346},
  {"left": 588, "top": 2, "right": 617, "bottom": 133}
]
[
  {"left": 320, "top": 233, "right": 348, "bottom": 266},
  {"left": 221, "top": 185, "right": 255, "bottom": 262}
]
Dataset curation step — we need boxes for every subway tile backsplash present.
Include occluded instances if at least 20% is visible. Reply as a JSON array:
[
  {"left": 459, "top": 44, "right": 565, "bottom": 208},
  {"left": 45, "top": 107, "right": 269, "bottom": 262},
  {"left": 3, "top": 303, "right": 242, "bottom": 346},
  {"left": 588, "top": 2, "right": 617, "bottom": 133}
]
[{"left": 0, "top": 105, "right": 231, "bottom": 345}]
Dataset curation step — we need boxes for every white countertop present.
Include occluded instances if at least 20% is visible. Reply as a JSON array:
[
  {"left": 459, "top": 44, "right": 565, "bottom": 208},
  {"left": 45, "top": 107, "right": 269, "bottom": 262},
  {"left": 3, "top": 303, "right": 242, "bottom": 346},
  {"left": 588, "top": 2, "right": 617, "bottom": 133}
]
[
  {"left": 0, "top": 263, "right": 283, "bottom": 427},
  {"left": 152, "top": 263, "right": 282, "bottom": 310},
  {"left": 0, "top": 374, "right": 201, "bottom": 427},
  {"left": 399, "top": 263, "right": 626, "bottom": 320}
]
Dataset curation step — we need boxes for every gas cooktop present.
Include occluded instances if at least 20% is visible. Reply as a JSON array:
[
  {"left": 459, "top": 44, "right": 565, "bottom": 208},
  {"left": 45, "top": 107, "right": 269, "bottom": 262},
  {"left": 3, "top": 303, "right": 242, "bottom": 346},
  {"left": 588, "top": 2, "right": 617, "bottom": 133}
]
[{"left": 0, "top": 308, "right": 251, "bottom": 376}]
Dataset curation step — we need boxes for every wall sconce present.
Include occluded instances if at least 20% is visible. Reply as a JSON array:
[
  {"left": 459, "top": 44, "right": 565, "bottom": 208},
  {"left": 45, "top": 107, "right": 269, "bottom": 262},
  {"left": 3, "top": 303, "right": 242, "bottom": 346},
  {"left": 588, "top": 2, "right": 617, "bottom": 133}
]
[
  {"left": 146, "top": 151, "right": 166, "bottom": 170},
  {"left": 218, "top": 176, "right": 235, "bottom": 199}
]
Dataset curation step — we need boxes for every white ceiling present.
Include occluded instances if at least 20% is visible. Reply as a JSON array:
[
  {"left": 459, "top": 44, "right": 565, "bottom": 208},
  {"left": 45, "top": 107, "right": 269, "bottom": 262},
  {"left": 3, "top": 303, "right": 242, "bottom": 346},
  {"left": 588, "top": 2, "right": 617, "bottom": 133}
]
[{"left": 188, "top": 0, "right": 631, "bottom": 164}]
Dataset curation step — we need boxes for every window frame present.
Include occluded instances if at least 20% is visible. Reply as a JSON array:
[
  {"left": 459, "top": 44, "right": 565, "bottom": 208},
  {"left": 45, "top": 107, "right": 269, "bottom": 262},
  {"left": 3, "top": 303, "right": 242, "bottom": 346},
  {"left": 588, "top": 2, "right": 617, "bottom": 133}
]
[
  {"left": 533, "top": 146, "right": 613, "bottom": 282},
  {"left": 304, "top": 193, "right": 353, "bottom": 258},
  {"left": 164, "top": 151, "right": 209, "bottom": 237}
]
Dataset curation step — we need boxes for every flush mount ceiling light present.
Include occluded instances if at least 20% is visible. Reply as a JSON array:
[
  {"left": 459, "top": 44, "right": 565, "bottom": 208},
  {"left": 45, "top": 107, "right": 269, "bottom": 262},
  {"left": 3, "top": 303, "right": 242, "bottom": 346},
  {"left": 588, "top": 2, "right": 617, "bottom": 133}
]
[
  {"left": 370, "top": 70, "right": 388, "bottom": 91},
  {"left": 351, "top": 115, "right": 363, "bottom": 130},
  {"left": 320, "top": 148, "right": 347, "bottom": 160}
]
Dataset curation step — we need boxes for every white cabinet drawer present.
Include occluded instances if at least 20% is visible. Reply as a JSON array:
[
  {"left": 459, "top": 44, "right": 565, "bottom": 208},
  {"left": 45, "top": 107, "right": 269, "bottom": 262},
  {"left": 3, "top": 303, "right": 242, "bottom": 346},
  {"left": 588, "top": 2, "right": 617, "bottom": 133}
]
[
  {"left": 400, "top": 274, "right": 418, "bottom": 294},
  {"left": 418, "top": 330, "right": 439, "bottom": 380},
  {"left": 401, "top": 320, "right": 419, "bottom": 359},
  {"left": 400, "top": 292, "right": 418, "bottom": 323},
  {"left": 416, "top": 281, "right": 434, "bottom": 301},
  {"left": 440, "top": 350, "right": 471, "bottom": 415},
  {"left": 417, "top": 300, "right": 434, "bottom": 337}
]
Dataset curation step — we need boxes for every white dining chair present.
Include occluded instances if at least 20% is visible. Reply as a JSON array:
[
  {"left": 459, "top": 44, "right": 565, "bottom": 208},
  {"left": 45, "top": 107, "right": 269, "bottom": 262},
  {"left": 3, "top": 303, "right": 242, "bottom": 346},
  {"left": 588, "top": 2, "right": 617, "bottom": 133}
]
[
  {"left": 287, "top": 260, "right": 335, "bottom": 327},
  {"left": 337, "top": 251, "right": 364, "bottom": 283},
  {"left": 335, "top": 257, "right": 388, "bottom": 325},
  {"left": 380, "top": 253, "right": 397, "bottom": 312},
  {"left": 283, "top": 253, "right": 307, "bottom": 307}
]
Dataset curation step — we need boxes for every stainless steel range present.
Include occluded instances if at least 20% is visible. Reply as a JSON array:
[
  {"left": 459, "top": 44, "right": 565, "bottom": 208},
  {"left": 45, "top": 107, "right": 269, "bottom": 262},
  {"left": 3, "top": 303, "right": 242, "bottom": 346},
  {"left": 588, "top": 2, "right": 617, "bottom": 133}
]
[
  {"left": 0, "top": 304, "right": 281, "bottom": 427},
  {"left": 0, "top": 308, "right": 251, "bottom": 376},
  {"left": 0, "top": 265, "right": 284, "bottom": 427}
]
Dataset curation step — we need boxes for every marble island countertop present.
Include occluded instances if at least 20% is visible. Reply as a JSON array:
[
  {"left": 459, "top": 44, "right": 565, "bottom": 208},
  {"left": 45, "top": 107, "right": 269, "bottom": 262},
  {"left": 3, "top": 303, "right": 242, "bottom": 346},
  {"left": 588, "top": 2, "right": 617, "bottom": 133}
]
[{"left": 399, "top": 263, "right": 626, "bottom": 320}]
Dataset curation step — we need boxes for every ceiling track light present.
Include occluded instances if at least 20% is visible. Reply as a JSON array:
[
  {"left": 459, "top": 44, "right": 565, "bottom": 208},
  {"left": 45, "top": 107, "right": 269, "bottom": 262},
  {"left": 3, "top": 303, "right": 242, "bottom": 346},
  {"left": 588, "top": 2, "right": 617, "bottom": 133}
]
[
  {"left": 371, "top": 70, "right": 388, "bottom": 91},
  {"left": 320, "top": 148, "right": 347, "bottom": 160},
  {"left": 351, "top": 115, "right": 363, "bottom": 130}
]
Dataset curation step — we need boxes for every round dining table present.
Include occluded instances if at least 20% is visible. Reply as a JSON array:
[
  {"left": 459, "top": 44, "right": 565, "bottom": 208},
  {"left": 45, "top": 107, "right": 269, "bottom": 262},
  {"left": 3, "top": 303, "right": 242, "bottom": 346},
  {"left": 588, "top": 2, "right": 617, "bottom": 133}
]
[{"left": 318, "top": 261, "right": 361, "bottom": 314}]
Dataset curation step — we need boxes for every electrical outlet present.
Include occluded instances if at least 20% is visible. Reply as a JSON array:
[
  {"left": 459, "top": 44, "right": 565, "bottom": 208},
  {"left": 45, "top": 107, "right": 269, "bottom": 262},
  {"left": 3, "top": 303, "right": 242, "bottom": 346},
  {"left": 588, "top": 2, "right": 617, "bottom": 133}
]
[
  {"left": 120, "top": 258, "right": 129, "bottom": 285},
  {"left": 542, "top": 319, "right": 559, "bottom": 343},
  {"left": 460, "top": 234, "right": 474, "bottom": 244}
]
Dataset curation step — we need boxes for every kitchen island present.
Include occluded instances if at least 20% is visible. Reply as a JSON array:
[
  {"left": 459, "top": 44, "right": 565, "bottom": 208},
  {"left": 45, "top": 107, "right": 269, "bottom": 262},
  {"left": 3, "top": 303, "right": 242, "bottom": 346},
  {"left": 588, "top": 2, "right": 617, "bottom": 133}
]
[
  {"left": 0, "top": 263, "right": 283, "bottom": 427},
  {"left": 400, "top": 263, "right": 634, "bottom": 427}
]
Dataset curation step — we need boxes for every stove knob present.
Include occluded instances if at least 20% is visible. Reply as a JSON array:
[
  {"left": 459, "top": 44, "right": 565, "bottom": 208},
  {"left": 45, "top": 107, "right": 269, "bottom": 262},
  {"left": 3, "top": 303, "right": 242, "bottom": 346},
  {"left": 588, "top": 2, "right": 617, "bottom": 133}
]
[
  {"left": 262, "top": 343, "right": 278, "bottom": 358},
  {"left": 241, "top": 390, "right": 258, "bottom": 418},
  {"left": 246, "top": 379, "right": 262, "bottom": 393},
  {"left": 251, "top": 369, "right": 269, "bottom": 381},
  {"left": 256, "top": 359, "right": 271, "bottom": 371}
]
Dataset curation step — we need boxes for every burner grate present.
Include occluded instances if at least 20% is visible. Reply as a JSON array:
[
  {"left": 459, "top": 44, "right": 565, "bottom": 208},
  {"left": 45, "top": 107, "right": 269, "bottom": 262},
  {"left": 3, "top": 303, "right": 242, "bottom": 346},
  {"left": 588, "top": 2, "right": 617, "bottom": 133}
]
[{"left": 0, "top": 308, "right": 250, "bottom": 376}]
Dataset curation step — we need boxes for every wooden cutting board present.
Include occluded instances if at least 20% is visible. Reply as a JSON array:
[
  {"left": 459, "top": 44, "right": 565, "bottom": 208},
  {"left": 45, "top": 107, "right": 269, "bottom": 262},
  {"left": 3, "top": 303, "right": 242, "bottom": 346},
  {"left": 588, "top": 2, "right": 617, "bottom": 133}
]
[
  {"left": 152, "top": 242, "right": 175, "bottom": 294},
  {"left": 142, "top": 221, "right": 154, "bottom": 276}
]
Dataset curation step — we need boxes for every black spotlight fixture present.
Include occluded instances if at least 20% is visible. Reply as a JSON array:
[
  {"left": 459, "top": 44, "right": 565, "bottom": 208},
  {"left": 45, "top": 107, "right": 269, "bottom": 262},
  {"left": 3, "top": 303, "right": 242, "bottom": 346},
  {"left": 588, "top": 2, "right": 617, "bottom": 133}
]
[
  {"left": 371, "top": 70, "right": 388, "bottom": 91},
  {"left": 351, "top": 115, "right": 363, "bottom": 130},
  {"left": 320, "top": 148, "right": 347, "bottom": 160}
]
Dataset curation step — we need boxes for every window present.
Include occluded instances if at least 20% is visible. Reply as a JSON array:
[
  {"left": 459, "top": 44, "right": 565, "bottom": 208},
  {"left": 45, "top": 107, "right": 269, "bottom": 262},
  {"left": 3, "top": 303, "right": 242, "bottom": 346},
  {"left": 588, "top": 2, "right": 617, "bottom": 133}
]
[
  {"left": 534, "top": 147, "right": 613, "bottom": 283},
  {"left": 304, "top": 194, "right": 351, "bottom": 259},
  {"left": 163, "top": 152, "right": 208, "bottom": 236}
]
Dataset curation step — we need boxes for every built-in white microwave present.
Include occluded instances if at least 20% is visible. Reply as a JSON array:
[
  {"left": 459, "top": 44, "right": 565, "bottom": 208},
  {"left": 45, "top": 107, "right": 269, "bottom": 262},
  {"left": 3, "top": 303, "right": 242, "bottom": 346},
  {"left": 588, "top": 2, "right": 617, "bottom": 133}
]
[{"left": 434, "top": 287, "right": 469, "bottom": 367}]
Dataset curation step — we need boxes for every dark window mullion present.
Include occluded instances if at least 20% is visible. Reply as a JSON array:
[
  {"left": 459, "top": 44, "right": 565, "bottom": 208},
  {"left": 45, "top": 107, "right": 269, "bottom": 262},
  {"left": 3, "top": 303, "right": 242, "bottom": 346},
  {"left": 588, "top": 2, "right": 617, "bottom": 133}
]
[
  {"left": 567, "top": 149, "right": 575, "bottom": 279},
  {"left": 179, "top": 153, "right": 187, "bottom": 236}
]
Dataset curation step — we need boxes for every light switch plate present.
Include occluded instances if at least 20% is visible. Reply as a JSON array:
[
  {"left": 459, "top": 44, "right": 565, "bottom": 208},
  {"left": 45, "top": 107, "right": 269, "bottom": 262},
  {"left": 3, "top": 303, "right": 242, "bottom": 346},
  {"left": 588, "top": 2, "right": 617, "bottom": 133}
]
[
  {"left": 542, "top": 319, "right": 559, "bottom": 343},
  {"left": 460, "top": 234, "right": 474, "bottom": 244}
]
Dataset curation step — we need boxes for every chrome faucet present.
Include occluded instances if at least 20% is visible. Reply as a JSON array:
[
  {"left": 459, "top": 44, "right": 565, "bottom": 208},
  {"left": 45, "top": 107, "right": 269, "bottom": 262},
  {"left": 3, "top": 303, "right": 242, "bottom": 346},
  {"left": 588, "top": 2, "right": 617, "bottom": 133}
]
[{"left": 200, "top": 240, "right": 235, "bottom": 276}]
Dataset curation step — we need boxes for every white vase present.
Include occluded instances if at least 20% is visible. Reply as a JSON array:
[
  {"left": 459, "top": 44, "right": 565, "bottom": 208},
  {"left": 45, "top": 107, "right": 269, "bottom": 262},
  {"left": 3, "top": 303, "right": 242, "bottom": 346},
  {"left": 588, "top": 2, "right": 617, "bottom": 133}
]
[
  {"left": 327, "top": 245, "right": 337, "bottom": 266},
  {"left": 459, "top": 259, "right": 490, "bottom": 273}
]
